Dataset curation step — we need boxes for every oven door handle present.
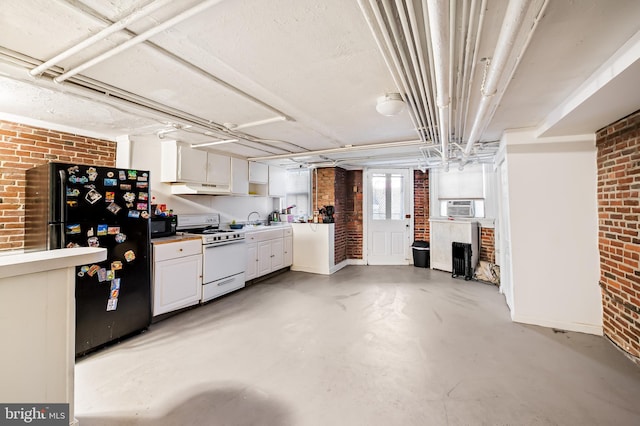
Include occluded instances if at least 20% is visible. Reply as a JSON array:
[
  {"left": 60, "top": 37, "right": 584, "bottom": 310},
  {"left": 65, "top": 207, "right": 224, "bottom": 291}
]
[{"left": 204, "top": 240, "right": 246, "bottom": 249}]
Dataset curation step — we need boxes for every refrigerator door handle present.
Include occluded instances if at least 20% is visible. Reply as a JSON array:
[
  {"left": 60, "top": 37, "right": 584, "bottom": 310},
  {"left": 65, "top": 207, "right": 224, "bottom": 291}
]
[{"left": 58, "top": 170, "right": 66, "bottom": 248}]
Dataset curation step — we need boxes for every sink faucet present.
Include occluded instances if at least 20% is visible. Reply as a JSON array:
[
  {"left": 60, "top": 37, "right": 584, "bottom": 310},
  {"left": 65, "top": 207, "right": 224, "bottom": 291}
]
[{"left": 247, "top": 211, "right": 260, "bottom": 225}]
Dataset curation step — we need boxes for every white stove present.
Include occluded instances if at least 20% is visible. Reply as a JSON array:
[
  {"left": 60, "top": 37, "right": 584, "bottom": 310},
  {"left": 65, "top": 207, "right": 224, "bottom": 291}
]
[{"left": 176, "top": 213, "right": 246, "bottom": 302}]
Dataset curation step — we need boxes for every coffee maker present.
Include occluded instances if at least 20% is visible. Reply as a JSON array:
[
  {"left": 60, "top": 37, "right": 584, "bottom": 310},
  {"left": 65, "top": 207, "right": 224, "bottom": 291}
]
[{"left": 320, "top": 205, "right": 335, "bottom": 223}]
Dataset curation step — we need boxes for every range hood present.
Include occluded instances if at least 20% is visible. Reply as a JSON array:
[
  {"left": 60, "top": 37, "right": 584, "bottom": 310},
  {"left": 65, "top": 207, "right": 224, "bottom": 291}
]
[{"left": 169, "top": 182, "right": 230, "bottom": 195}]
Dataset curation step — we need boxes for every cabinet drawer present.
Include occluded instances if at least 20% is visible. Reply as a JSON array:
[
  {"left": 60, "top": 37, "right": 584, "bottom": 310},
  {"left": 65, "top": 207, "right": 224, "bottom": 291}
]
[
  {"left": 154, "top": 239, "right": 201, "bottom": 261},
  {"left": 256, "top": 228, "right": 284, "bottom": 241},
  {"left": 283, "top": 227, "right": 292, "bottom": 237}
]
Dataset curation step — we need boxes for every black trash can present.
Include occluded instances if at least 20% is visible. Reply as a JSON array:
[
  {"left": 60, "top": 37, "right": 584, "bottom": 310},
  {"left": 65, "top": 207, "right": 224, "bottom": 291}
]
[{"left": 412, "top": 241, "right": 430, "bottom": 268}]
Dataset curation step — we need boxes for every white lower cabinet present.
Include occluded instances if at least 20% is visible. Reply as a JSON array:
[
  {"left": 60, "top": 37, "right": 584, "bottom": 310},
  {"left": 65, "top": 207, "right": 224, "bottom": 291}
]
[
  {"left": 245, "top": 242, "right": 258, "bottom": 281},
  {"left": 284, "top": 235, "right": 293, "bottom": 267},
  {"left": 152, "top": 239, "right": 202, "bottom": 317},
  {"left": 245, "top": 226, "right": 292, "bottom": 281}
]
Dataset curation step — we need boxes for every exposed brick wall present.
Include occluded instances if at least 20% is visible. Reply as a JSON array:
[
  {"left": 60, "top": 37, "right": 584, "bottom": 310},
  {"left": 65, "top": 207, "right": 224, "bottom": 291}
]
[
  {"left": 334, "top": 167, "right": 347, "bottom": 264},
  {"left": 346, "top": 170, "right": 363, "bottom": 259},
  {"left": 480, "top": 227, "right": 496, "bottom": 263},
  {"left": 312, "top": 167, "right": 363, "bottom": 263},
  {"left": 0, "top": 120, "right": 116, "bottom": 251},
  {"left": 596, "top": 110, "right": 640, "bottom": 361},
  {"left": 414, "top": 170, "right": 430, "bottom": 242}
]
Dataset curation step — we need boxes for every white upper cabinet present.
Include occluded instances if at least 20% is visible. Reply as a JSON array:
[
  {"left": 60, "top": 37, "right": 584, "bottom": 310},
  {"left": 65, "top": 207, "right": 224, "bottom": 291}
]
[
  {"left": 161, "top": 140, "right": 207, "bottom": 183},
  {"left": 249, "top": 162, "right": 268, "bottom": 183},
  {"left": 231, "top": 157, "right": 249, "bottom": 195},
  {"left": 268, "top": 165, "right": 287, "bottom": 197},
  {"left": 206, "top": 152, "right": 231, "bottom": 185}
]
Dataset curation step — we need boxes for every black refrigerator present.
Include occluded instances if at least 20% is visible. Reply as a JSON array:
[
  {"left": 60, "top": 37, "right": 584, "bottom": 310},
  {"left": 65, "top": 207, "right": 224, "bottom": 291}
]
[{"left": 25, "top": 162, "right": 152, "bottom": 356}]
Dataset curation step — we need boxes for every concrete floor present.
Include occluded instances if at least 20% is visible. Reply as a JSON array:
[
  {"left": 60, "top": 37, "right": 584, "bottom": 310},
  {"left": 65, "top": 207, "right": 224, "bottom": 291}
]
[{"left": 75, "top": 266, "right": 640, "bottom": 425}]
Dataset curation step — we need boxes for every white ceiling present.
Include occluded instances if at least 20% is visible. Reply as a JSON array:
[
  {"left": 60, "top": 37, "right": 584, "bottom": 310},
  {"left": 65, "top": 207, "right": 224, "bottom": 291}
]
[{"left": 1, "top": 0, "right": 639, "bottom": 169}]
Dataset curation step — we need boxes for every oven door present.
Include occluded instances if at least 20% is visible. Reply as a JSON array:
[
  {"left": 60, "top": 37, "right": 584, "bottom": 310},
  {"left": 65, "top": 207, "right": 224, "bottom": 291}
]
[{"left": 203, "top": 240, "right": 247, "bottom": 283}]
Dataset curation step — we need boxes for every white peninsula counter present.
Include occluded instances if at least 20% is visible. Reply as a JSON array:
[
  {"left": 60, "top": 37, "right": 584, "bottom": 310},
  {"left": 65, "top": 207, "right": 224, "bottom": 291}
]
[
  {"left": 0, "top": 247, "right": 107, "bottom": 425},
  {"left": 291, "top": 222, "right": 339, "bottom": 275}
]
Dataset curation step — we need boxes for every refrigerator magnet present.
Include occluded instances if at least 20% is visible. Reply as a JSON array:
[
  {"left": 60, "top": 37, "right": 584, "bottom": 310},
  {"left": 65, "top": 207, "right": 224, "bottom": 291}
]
[
  {"left": 86, "top": 227, "right": 94, "bottom": 237},
  {"left": 104, "top": 178, "right": 117, "bottom": 186},
  {"left": 97, "top": 224, "right": 108, "bottom": 236},
  {"left": 66, "top": 242, "right": 80, "bottom": 248},
  {"left": 80, "top": 265, "right": 90, "bottom": 273},
  {"left": 67, "top": 200, "right": 78, "bottom": 207},
  {"left": 127, "top": 210, "right": 140, "bottom": 218},
  {"left": 105, "top": 191, "right": 115, "bottom": 202},
  {"left": 141, "top": 211, "right": 149, "bottom": 219},
  {"left": 88, "top": 236, "right": 100, "bottom": 247},
  {"left": 123, "top": 192, "right": 135, "bottom": 202},
  {"left": 106, "top": 270, "right": 114, "bottom": 281},
  {"left": 127, "top": 170, "right": 137, "bottom": 180},
  {"left": 97, "top": 268, "right": 107, "bottom": 282},
  {"left": 111, "top": 261, "right": 123, "bottom": 271},
  {"left": 124, "top": 250, "right": 136, "bottom": 262},
  {"left": 114, "top": 233, "right": 127, "bottom": 243},
  {"left": 136, "top": 202, "right": 148, "bottom": 211},
  {"left": 66, "top": 224, "right": 81, "bottom": 234},
  {"left": 120, "top": 183, "right": 132, "bottom": 191},
  {"left": 107, "top": 171, "right": 114, "bottom": 178},
  {"left": 87, "top": 264, "right": 100, "bottom": 277},
  {"left": 138, "top": 192, "right": 148, "bottom": 201},
  {"left": 106, "top": 298, "right": 118, "bottom": 311},
  {"left": 137, "top": 173, "right": 148, "bottom": 182},
  {"left": 66, "top": 187, "right": 80, "bottom": 197},
  {"left": 107, "top": 226, "right": 120, "bottom": 235},
  {"left": 85, "top": 188, "right": 102, "bottom": 204},
  {"left": 111, "top": 289, "right": 119, "bottom": 299},
  {"left": 111, "top": 278, "right": 121, "bottom": 290},
  {"left": 136, "top": 181, "right": 148, "bottom": 189},
  {"left": 119, "top": 170, "right": 126, "bottom": 180},
  {"left": 70, "top": 175, "right": 89, "bottom": 184},
  {"left": 67, "top": 165, "right": 80, "bottom": 174},
  {"left": 106, "top": 202, "right": 122, "bottom": 214},
  {"left": 77, "top": 271, "right": 85, "bottom": 277}
]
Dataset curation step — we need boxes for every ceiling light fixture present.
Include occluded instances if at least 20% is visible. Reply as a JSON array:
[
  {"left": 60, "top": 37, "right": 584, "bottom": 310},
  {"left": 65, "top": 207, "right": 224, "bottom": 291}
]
[
  {"left": 191, "top": 139, "right": 238, "bottom": 148},
  {"left": 376, "top": 93, "right": 405, "bottom": 116}
]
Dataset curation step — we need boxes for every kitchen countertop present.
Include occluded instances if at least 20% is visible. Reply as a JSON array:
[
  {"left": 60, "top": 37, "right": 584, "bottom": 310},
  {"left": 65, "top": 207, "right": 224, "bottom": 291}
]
[{"left": 151, "top": 234, "right": 203, "bottom": 245}]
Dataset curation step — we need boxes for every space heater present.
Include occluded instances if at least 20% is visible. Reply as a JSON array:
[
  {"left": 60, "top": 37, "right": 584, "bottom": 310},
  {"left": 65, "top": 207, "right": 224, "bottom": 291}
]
[{"left": 451, "top": 242, "right": 473, "bottom": 280}]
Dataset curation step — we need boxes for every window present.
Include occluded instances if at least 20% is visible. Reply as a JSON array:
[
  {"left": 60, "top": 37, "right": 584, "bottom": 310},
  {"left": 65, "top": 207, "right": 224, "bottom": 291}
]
[
  {"left": 371, "top": 173, "right": 404, "bottom": 220},
  {"left": 286, "top": 168, "right": 311, "bottom": 218}
]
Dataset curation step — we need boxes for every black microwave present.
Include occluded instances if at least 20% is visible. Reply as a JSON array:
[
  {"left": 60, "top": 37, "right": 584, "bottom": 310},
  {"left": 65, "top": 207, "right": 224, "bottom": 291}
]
[{"left": 150, "top": 215, "right": 177, "bottom": 238}]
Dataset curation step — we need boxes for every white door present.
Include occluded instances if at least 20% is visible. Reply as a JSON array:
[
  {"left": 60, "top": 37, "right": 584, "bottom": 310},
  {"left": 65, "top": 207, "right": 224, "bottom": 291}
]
[
  {"left": 497, "top": 158, "right": 514, "bottom": 311},
  {"left": 366, "top": 169, "right": 412, "bottom": 265}
]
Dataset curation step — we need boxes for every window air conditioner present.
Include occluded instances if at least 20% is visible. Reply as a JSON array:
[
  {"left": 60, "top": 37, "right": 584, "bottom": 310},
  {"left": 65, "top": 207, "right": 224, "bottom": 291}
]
[{"left": 446, "top": 200, "right": 474, "bottom": 218}]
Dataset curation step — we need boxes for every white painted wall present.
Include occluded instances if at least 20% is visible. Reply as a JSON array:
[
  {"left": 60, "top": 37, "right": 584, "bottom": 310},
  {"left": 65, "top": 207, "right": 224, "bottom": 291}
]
[
  {"left": 502, "top": 130, "right": 602, "bottom": 335},
  {"left": 124, "top": 135, "right": 274, "bottom": 224}
]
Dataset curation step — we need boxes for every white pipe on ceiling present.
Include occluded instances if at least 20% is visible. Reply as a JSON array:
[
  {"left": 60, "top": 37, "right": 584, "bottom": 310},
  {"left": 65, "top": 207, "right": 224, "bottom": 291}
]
[
  {"left": 225, "top": 116, "right": 287, "bottom": 131},
  {"left": 462, "top": 0, "right": 532, "bottom": 161},
  {"left": 54, "top": 0, "right": 225, "bottom": 83},
  {"left": 30, "top": 0, "right": 174, "bottom": 76},
  {"left": 361, "top": 0, "right": 424, "bottom": 139},
  {"left": 248, "top": 139, "right": 424, "bottom": 162},
  {"left": 380, "top": 0, "right": 428, "bottom": 137},
  {"left": 460, "top": 0, "right": 484, "bottom": 141},
  {"left": 425, "top": 0, "right": 451, "bottom": 168},
  {"left": 393, "top": 0, "right": 430, "bottom": 140}
]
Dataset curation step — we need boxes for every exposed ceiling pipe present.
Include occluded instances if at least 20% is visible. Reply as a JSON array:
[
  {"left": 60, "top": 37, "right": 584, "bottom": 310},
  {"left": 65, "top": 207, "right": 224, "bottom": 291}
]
[
  {"left": 425, "top": 0, "right": 451, "bottom": 169},
  {"left": 404, "top": 0, "right": 438, "bottom": 142},
  {"left": 461, "top": 0, "right": 485, "bottom": 142},
  {"left": 461, "top": 0, "right": 533, "bottom": 162},
  {"left": 248, "top": 139, "right": 424, "bottom": 162},
  {"left": 360, "top": 0, "right": 424, "bottom": 139},
  {"left": 54, "top": 0, "right": 225, "bottom": 83},
  {"left": 224, "top": 116, "right": 287, "bottom": 131},
  {"left": 30, "top": 0, "right": 174, "bottom": 76},
  {"left": 393, "top": 0, "right": 430, "bottom": 139},
  {"left": 380, "top": 0, "right": 428, "bottom": 139}
]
